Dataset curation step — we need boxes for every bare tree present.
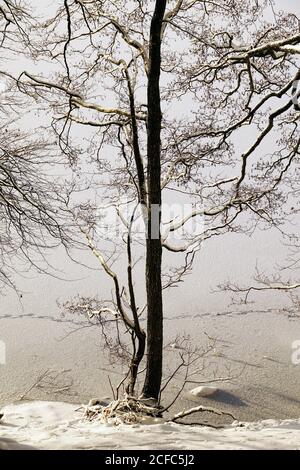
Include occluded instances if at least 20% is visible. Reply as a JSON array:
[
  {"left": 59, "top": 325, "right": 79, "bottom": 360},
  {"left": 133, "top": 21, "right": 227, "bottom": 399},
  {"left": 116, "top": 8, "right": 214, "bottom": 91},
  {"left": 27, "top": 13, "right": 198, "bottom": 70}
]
[
  {"left": 14, "top": 0, "right": 300, "bottom": 401},
  {"left": 0, "top": 1, "right": 70, "bottom": 292}
]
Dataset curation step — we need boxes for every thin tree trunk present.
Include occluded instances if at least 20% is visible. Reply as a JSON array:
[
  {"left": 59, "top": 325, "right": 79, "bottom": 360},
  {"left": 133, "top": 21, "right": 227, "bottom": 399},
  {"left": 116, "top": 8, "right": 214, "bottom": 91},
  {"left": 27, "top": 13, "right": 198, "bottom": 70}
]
[
  {"left": 142, "top": 0, "right": 167, "bottom": 400},
  {"left": 126, "top": 209, "right": 146, "bottom": 396}
]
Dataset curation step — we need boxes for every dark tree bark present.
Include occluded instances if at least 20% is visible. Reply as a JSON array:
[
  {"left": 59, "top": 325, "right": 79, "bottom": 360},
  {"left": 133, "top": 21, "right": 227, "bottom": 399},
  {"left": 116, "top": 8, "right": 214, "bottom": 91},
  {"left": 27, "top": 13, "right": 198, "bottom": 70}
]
[{"left": 142, "top": 0, "right": 167, "bottom": 400}]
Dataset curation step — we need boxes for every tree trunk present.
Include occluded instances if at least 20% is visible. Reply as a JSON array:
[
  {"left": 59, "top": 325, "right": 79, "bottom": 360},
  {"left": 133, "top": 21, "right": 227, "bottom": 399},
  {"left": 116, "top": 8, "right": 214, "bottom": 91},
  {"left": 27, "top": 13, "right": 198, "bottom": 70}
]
[
  {"left": 126, "top": 330, "right": 146, "bottom": 396},
  {"left": 142, "top": 0, "right": 167, "bottom": 400}
]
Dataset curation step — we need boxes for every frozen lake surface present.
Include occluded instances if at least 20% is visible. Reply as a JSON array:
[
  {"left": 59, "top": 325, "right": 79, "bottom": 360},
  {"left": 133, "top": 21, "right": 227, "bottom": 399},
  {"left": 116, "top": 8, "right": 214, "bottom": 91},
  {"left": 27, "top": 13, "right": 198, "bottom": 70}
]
[{"left": 1, "top": 308, "right": 300, "bottom": 425}]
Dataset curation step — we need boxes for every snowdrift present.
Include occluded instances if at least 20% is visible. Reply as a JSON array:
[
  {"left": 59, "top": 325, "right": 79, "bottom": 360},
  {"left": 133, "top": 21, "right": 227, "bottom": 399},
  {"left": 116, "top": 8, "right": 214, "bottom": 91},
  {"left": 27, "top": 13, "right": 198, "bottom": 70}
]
[{"left": 0, "top": 401, "right": 300, "bottom": 450}]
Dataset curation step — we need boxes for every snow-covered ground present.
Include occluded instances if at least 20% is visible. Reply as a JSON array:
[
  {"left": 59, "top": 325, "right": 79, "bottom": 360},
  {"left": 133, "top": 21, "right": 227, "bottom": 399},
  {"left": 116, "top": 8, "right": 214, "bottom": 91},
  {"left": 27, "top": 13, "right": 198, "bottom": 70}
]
[{"left": 0, "top": 401, "right": 300, "bottom": 450}]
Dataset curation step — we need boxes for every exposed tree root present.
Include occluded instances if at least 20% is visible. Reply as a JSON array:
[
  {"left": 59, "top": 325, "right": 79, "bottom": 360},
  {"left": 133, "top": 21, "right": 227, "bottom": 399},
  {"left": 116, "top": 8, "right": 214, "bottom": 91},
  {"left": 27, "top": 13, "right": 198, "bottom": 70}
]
[
  {"left": 84, "top": 395, "right": 236, "bottom": 427},
  {"left": 84, "top": 396, "right": 163, "bottom": 425},
  {"left": 169, "top": 405, "right": 236, "bottom": 423}
]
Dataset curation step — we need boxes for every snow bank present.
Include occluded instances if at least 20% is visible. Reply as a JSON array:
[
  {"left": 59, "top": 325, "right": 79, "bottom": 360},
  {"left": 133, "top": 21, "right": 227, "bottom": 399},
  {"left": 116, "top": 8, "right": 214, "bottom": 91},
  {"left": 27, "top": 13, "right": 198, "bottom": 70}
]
[
  {"left": 189, "top": 386, "right": 218, "bottom": 397},
  {"left": 0, "top": 401, "right": 300, "bottom": 450}
]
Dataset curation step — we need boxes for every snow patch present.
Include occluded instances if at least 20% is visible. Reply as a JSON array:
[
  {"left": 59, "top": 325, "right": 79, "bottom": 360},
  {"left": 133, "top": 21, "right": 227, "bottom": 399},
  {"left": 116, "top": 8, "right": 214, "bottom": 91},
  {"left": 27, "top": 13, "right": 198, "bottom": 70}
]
[
  {"left": 190, "top": 386, "right": 218, "bottom": 397},
  {"left": 0, "top": 401, "right": 300, "bottom": 450}
]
